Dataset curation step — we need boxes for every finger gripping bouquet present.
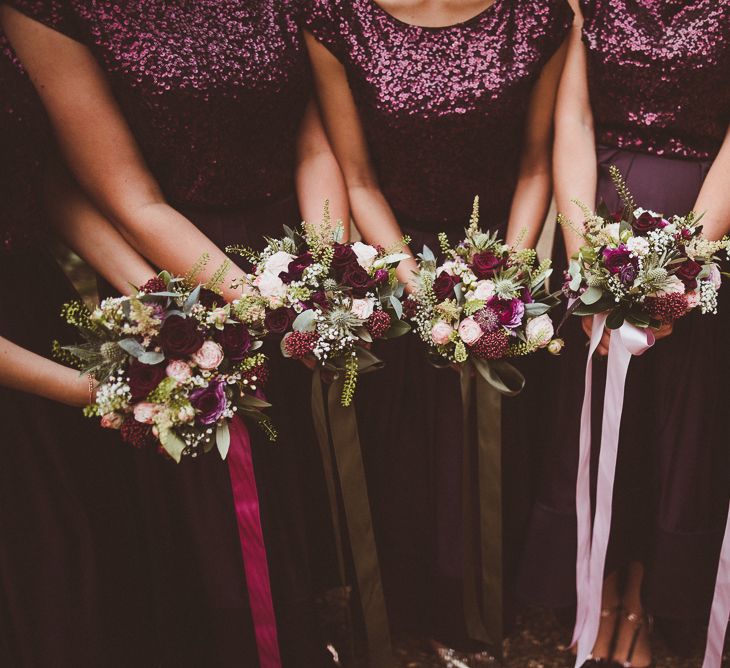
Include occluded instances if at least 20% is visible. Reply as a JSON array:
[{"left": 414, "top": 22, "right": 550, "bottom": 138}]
[
  {"left": 563, "top": 166, "right": 729, "bottom": 329},
  {"left": 58, "top": 261, "right": 274, "bottom": 462},
  {"left": 230, "top": 202, "right": 411, "bottom": 406},
  {"left": 410, "top": 197, "right": 563, "bottom": 365}
]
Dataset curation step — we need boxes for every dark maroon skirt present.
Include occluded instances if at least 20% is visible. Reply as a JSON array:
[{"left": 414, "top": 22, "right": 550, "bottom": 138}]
[
  {"left": 356, "top": 216, "right": 549, "bottom": 646},
  {"left": 124, "top": 195, "right": 333, "bottom": 667},
  {"left": 517, "top": 148, "right": 730, "bottom": 620},
  {"left": 0, "top": 248, "right": 149, "bottom": 667}
]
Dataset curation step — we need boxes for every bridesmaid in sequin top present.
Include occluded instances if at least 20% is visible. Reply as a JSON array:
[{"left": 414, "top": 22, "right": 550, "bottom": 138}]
[
  {"left": 520, "top": 1, "right": 730, "bottom": 665},
  {"left": 304, "top": 0, "right": 572, "bottom": 658},
  {"left": 1, "top": 1, "right": 348, "bottom": 665}
]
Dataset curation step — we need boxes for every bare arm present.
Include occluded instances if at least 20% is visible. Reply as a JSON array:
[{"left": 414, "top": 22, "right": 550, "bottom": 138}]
[
  {"left": 296, "top": 99, "right": 351, "bottom": 236},
  {"left": 45, "top": 158, "right": 156, "bottom": 295},
  {"left": 2, "top": 6, "right": 244, "bottom": 302},
  {"left": 506, "top": 39, "right": 569, "bottom": 249},
  {"left": 693, "top": 124, "right": 730, "bottom": 240},
  {"left": 304, "top": 31, "right": 418, "bottom": 289},
  {"left": 0, "top": 337, "right": 90, "bottom": 406},
  {"left": 553, "top": 9, "right": 597, "bottom": 260}
]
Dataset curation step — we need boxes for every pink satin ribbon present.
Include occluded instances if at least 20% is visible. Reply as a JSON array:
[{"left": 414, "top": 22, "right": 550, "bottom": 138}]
[
  {"left": 702, "top": 502, "right": 730, "bottom": 668},
  {"left": 227, "top": 416, "right": 282, "bottom": 668},
  {"left": 573, "top": 314, "right": 654, "bottom": 667}
]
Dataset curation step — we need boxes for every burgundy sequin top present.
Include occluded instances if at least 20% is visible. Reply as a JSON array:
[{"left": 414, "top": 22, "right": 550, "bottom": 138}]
[
  {"left": 10, "top": 0, "right": 310, "bottom": 208},
  {"left": 582, "top": 0, "right": 730, "bottom": 160},
  {"left": 0, "top": 31, "right": 50, "bottom": 252},
  {"left": 305, "top": 0, "right": 572, "bottom": 227}
]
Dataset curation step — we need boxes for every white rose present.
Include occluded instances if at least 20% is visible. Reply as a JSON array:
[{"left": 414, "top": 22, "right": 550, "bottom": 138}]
[
  {"left": 263, "top": 250, "right": 295, "bottom": 277},
  {"left": 525, "top": 314, "right": 554, "bottom": 348},
  {"left": 458, "top": 317, "right": 484, "bottom": 346},
  {"left": 626, "top": 236, "right": 650, "bottom": 257},
  {"left": 351, "top": 298, "right": 375, "bottom": 320},
  {"left": 472, "top": 280, "right": 496, "bottom": 301},
  {"left": 437, "top": 261, "right": 458, "bottom": 277},
  {"left": 133, "top": 402, "right": 159, "bottom": 425},
  {"left": 255, "top": 271, "right": 287, "bottom": 300},
  {"left": 431, "top": 321, "right": 454, "bottom": 345},
  {"left": 352, "top": 242, "right": 379, "bottom": 270},
  {"left": 191, "top": 341, "right": 225, "bottom": 370},
  {"left": 605, "top": 222, "right": 621, "bottom": 243}
]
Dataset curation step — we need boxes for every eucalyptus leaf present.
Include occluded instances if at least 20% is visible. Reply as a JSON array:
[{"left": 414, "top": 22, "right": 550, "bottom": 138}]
[
  {"left": 138, "top": 351, "right": 165, "bottom": 365},
  {"left": 159, "top": 428, "right": 185, "bottom": 463},
  {"left": 292, "top": 309, "right": 317, "bottom": 332},
  {"left": 384, "top": 318, "right": 411, "bottom": 339},
  {"left": 357, "top": 327, "right": 373, "bottom": 343},
  {"left": 239, "top": 395, "right": 273, "bottom": 410},
  {"left": 606, "top": 309, "right": 626, "bottom": 330},
  {"left": 580, "top": 286, "right": 604, "bottom": 305},
  {"left": 420, "top": 245, "right": 436, "bottom": 262},
  {"left": 250, "top": 340, "right": 263, "bottom": 351},
  {"left": 389, "top": 295, "right": 403, "bottom": 320},
  {"left": 118, "top": 338, "right": 146, "bottom": 359},
  {"left": 183, "top": 285, "right": 202, "bottom": 314},
  {"left": 524, "top": 302, "right": 551, "bottom": 316},
  {"left": 381, "top": 253, "right": 410, "bottom": 266},
  {"left": 216, "top": 421, "right": 231, "bottom": 460},
  {"left": 453, "top": 283, "right": 464, "bottom": 302}
]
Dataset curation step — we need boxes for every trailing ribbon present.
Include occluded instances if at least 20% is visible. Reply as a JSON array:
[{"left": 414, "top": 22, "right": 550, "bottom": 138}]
[
  {"left": 702, "top": 502, "right": 730, "bottom": 668},
  {"left": 311, "top": 357, "right": 393, "bottom": 668},
  {"left": 227, "top": 416, "right": 282, "bottom": 668},
  {"left": 459, "top": 358, "right": 524, "bottom": 655},
  {"left": 573, "top": 315, "right": 654, "bottom": 667}
]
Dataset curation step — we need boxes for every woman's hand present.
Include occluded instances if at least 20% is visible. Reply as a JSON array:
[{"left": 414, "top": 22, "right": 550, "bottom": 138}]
[{"left": 583, "top": 316, "right": 674, "bottom": 357}]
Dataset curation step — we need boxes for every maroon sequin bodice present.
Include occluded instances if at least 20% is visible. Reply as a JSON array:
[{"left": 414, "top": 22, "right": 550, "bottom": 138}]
[
  {"left": 305, "top": 0, "right": 571, "bottom": 227},
  {"left": 10, "top": 0, "right": 310, "bottom": 208},
  {"left": 582, "top": 0, "right": 730, "bottom": 160},
  {"left": 0, "top": 31, "right": 50, "bottom": 252}
]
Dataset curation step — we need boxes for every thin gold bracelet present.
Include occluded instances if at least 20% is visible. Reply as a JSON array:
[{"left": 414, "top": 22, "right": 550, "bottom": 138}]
[{"left": 87, "top": 373, "right": 96, "bottom": 405}]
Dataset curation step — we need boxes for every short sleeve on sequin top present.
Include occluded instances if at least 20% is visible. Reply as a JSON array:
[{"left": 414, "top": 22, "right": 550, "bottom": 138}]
[
  {"left": 302, "top": 0, "right": 347, "bottom": 61},
  {"left": 524, "top": 0, "right": 574, "bottom": 69},
  {"left": 7, "top": 0, "right": 82, "bottom": 42}
]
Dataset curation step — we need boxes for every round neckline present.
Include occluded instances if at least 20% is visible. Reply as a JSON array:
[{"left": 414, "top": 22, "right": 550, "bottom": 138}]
[{"left": 368, "top": 0, "right": 500, "bottom": 30}]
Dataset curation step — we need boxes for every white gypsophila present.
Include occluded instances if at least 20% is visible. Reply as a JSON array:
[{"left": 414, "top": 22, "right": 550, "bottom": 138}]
[
  {"left": 96, "top": 374, "right": 131, "bottom": 415},
  {"left": 626, "top": 236, "right": 650, "bottom": 257},
  {"left": 647, "top": 228, "right": 673, "bottom": 253},
  {"left": 700, "top": 281, "right": 719, "bottom": 314},
  {"left": 606, "top": 274, "right": 628, "bottom": 302}
]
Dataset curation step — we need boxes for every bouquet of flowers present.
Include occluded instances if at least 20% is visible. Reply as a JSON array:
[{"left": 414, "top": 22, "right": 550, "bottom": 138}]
[
  {"left": 229, "top": 203, "right": 411, "bottom": 406},
  {"left": 562, "top": 166, "right": 728, "bottom": 329},
  {"left": 57, "top": 261, "right": 273, "bottom": 462},
  {"left": 409, "top": 197, "right": 563, "bottom": 368}
]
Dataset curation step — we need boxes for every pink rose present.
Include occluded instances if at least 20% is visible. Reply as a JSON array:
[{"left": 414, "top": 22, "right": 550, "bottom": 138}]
[
  {"left": 100, "top": 412, "right": 123, "bottom": 430},
  {"left": 166, "top": 360, "right": 192, "bottom": 383},
  {"left": 431, "top": 321, "right": 454, "bottom": 345},
  {"left": 472, "top": 280, "right": 496, "bottom": 301},
  {"left": 686, "top": 290, "right": 701, "bottom": 309},
  {"left": 191, "top": 341, "right": 224, "bottom": 370},
  {"left": 458, "top": 317, "right": 484, "bottom": 345},
  {"left": 133, "top": 402, "right": 159, "bottom": 425},
  {"left": 525, "top": 314, "right": 554, "bottom": 348}
]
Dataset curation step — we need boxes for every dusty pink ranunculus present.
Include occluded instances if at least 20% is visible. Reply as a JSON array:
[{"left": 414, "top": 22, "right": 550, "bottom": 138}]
[
  {"left": 166, "top": 359, "right": 192, "bottom": 383},
  {"left": 133, "top": 402, "right": 159, "bottom": 425},
  {"left": 431, "top": 321, "right": 454, "bottom": 345},
  {"left": 100, "top": 412, "right": 123, "bottom": 430},
  {"left": 458, "top": 317, "right": 484, "bottom": 345},
  {"left": 191, "top": 341, "right": 224, "bottom": 370}
]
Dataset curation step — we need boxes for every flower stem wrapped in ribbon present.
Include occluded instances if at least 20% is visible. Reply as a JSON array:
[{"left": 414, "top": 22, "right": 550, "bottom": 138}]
[
  {"left": 231, "top": 202, "right": 411, "bottom": 667},
  {"left": 561, "top": 168, "right": 730, "bottom": 668},
  {"left": 58, "top": 260, "right": 283, "bottom": 668},
  {"left": 408, "top": 197, "right": 562, "bottom": 654}
]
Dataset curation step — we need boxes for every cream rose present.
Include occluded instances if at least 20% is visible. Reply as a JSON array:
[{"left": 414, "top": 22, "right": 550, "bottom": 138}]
[
  {"left": 458, "top": 317, "right": 483, "bottom": 346},
  {"left": 525, "top": 314, "right": 554, "bottom": 348},
  {"left": 351, "top": 297, "right": 375, "bottom": 320},
  {"left": 352, "top": 242, "right": 379, "bottom": 270},
  {"left": 472, "top": 280, "right": 496, "bottom": 301},
  {"left": 191, "top": 341, "right": 224, "bottom": 370},
  {"left": 431, "top": 321, "right": 454, "bottom": 345},
  {"left": 255, "top": 271, "right": 287, "bottom": 302},
  {"left": 263, "top": 250, "right": 295, "bottom": 277}
]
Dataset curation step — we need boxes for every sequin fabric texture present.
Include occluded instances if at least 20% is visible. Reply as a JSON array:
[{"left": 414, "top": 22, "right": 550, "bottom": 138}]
[
  {"left": 10, "top": 0, "right": 310, "bottom": 207},
  {"left": 305, "top": 0, "right": 572, "bottom": 228},
  {"left": 0, "top": 31, "right": 50, "bottom": 252},
  {"left": 582, "top": 0, "right": 730, "bottom": 160}
]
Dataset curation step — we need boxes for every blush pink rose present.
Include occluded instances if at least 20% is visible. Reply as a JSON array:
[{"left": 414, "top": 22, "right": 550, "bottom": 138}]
[
  {"left": 431, "top": 321, "right": 454, "bottom": 345},
  {"left": 458, "top": 317, "right": 484, "bottom": 345},
  {"left": 191, "top": 341, "right": 224, "bottom": 370},
  {"left": 685, "top": 290, "right": 701, "bottom": 309},
  {"left": 133, "top": 402, "right": 159, "bottom": 425},
  {"left": 472, "top": 280, "right": 496, "bottom": 301},
  {"left": 166, "top": 359, "right": 192, "bottom": 383},
  {"left": 709, "top": 264, "right": 722, "bottom": 290},
  {"left": 100, "top": 412, "right": 123, "bottom": 430},
  {"left": 351, "top": 298, "right": 375, "bottom": 320}
]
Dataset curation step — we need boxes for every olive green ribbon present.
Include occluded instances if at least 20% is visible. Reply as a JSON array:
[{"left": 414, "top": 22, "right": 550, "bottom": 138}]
[
  {"left": 459, "top": 358, "right": 524, "bottom": 657},
  {"left": 311, "top": 353, "right": 393, "bottom": 668}
]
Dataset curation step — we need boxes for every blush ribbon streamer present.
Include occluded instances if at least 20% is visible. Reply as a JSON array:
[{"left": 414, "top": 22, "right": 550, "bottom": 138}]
[{"left": 702, "top": 502, "right": 730, "bottom": 668}]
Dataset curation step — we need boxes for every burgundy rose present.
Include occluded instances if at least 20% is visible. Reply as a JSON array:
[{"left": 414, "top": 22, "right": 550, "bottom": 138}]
[
  {"left": 199, "top": 288, "right": 226, "bottom": 309},
  {"left": 264, "top": 307, "right": 296, "bottom": 334},
  {"left": 342, "top": 264, "right": 374, "bottom": 297},
  {"left": 602, "top": 245, "right": 638, "bottom": 284},
  {"left": 675, "top": 258, "right": 702, "bottom": 290},
  {"left": 214, "top": 323, "right": 252, "bottom": 361},
  {"left": 280, "top": 252, "right": 313, "bottom": 283},
  {"left": 309, "top": 291, "right": 328, "bottom": 308},
  {"left": 609, "top": 211, "right": 624, "bottom": 223},
  {"left": 158, "top": 315, "right": 204, "bottom": 359},
  {"left": 433, "top": 272, "right": 458, "bottom": 301},
  {"left": 331, "top": 244, "right": 358, "bottom": 277},
  {"left": 471, "top": 250, "right": 505, "bottom": 279},
  {"left": 190, "top": 380, "right": 227, "bottom": 426},
  {"left": 127, "top": 360, "right": 167, "bottom": 402},
  {"left": 487, "top": 296, "right": 525, "bottom": 329},
  {"left": 520, "top": 287, "right": 534, "bottom": 304},
  {"left": 632, "top": 211, "right": 668, "bottom": 235}
]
